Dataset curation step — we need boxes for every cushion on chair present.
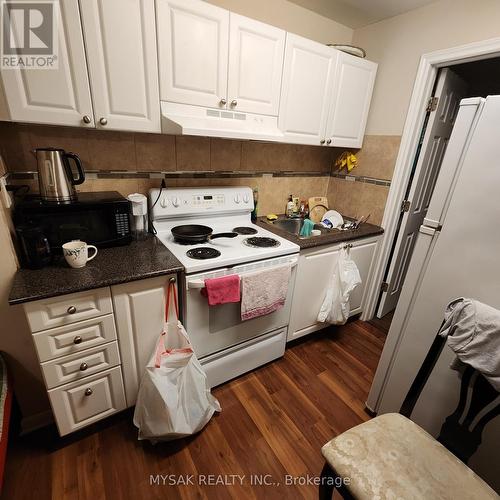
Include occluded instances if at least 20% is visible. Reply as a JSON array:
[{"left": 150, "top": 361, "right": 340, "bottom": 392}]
[{"left": 321, "top": 413, "right": 497, "bottom": 500}]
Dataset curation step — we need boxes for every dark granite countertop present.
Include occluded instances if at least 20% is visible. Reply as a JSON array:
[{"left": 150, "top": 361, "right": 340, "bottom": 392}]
[
  {"left": 257, "top": 215, "right": 383, "bottom": 249},
  {"left": 9, "top": 235, "right": 184, "bottom": 305}
]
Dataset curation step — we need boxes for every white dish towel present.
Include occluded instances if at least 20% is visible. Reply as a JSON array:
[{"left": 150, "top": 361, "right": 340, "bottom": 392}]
[{"left": 241, "top": 264, "right": 291, "bottom": 321}]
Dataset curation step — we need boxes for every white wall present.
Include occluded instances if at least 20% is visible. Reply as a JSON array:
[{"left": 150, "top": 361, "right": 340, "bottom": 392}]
[
  {"left": 353, "top": 0, "right": 500, "bottom": 135},
  {"left": 206, "top": 0, "right": 353, "bottom": 45}
]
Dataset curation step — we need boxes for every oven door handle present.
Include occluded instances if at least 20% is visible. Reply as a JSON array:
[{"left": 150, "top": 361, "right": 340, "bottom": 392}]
[{"left": 187, "top": 257, "right": 299, "bottom": 289}]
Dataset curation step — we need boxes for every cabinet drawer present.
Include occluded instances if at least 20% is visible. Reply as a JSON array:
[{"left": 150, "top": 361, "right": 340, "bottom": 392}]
[
  {"left": 48, "top": 366, "right": 126, "bottom": 436},
  {"left": 24, "top": 288, "right": 112, "bottom": 332},
  {"left": 33, "top": 314, "right": 117, "bottom": 362},
  {"left": 41, "top": 341, "right": 121, "bottom": 389}
]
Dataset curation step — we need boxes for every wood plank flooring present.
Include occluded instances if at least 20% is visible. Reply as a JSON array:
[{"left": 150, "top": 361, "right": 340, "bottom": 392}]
[{"left": 3, "top": 319, "right": 386, "bottom": 500}]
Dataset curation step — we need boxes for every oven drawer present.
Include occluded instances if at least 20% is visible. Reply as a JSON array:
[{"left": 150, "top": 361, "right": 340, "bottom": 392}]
[
  {"left": 33, "top": 314, "right": 117, "bottom": 362},
  {"left": 24, "top": 287, "right": 113, "bottom": 332},
  {"left": 41, "top": 341, "right": 121, "bottom": 389},
  {"left": 48, "top": 366, "right": 126, "bottom": 436}
]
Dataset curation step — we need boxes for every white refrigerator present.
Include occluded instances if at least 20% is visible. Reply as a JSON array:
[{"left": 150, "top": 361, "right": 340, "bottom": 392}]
[{"left": 367, "top": 96, "right": 500, "bottom": 491}]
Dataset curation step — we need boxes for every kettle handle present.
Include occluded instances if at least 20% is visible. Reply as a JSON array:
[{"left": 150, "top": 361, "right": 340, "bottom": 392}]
[{"left": 64, "top": 152, "right": 85, "bottom": 186}]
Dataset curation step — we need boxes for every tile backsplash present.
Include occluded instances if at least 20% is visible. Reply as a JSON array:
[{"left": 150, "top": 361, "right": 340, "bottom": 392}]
[
  {"left": 0, "top": 122, "right": 337, "bottom": 174},
  {"left": 0, "top": 122, "right": 401, "bottom": 224}
]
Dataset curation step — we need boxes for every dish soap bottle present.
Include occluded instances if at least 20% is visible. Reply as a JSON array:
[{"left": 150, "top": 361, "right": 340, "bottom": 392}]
[
  {"left": 286, "top": 195, "right": 294, "bottom": 217},
  {"left": 251, "top": 188, "right": 259, "bottom": 222}
]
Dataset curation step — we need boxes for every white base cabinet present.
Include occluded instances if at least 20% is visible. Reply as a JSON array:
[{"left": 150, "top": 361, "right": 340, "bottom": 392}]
[
  {"left": 111, "top": 275, "right": 177, "bottom": 406},
  {"left": 288, "top": 236, "right": 379, "bottom": 341},
  {"left": 22, "top": 274, "right": 179, "bottom": 435}
]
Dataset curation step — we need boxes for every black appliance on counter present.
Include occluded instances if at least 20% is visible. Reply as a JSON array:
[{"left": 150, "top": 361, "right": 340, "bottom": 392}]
[{"left": 14, "top": 191, "right": 132, "bottom": 255}]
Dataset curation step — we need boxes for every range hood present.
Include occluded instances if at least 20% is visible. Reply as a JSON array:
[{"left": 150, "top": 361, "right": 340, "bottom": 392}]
[{"left": 160, "top": 101, "right": 285, "bottom": 142}]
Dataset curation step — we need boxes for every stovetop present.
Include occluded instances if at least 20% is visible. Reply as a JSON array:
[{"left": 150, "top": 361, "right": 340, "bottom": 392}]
[
  {"left": 154, "top": 217, "right": 299, "bottom": 274},
  {"left": 149, "top": 186, "right": 300, "bottom": 273}
]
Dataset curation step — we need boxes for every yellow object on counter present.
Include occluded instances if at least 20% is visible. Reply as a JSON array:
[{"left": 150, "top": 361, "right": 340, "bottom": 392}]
[
  {"left": 266, "top": 214, "right": 278, "bottom": 221},
  {"left": 334, "top": 151, "right": 358, "bottom": 172}
]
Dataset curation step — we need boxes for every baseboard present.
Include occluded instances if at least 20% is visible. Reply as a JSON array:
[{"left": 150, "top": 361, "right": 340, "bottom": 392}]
[{"left": 20, "top": 410, "right": 53, "bottom": 435}]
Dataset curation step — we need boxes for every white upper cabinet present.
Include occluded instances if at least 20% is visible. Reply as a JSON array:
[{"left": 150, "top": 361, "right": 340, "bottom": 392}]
[
  {"left": 79, "top": 0, "right": 160, "bottom": 132},
  {"left": 157, "top": 0, "right": 229, "bottom": 109},
  {"left": 278, "top": 34, "right": 338, "bottom": 145},
  {"left": 227, "top": 14, "right": 285, "bottom": 116},
  {"left": 326, "top": 51, "right": 377, "bottom": 148},
  {"left": 1, "top": 0, "right": 95, "bottom": 127}
]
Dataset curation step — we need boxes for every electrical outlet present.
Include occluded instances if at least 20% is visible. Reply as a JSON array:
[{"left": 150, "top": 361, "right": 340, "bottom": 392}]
[{"left": 0, "top": 176, "right": 12, "bottom": 208}]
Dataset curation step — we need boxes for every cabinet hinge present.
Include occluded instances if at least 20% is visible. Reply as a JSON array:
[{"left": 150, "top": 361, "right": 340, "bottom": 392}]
[
  {"left": 381, "top": 282, "right": 389, "bottom": 292},
  {"left": 426, "top": 96, "right": 439, "bottom": 113},
  {"left": 401, "top": 199, "right": 411, "bottom": 212}
]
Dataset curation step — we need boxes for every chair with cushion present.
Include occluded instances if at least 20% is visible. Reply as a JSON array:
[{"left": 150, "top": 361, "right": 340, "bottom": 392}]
[{"left": 319, "top": 332, "right": 499, "bottom": 499}]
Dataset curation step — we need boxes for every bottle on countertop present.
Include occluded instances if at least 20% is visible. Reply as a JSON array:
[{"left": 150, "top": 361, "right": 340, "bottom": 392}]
[
  {"left": 286, "top": 194, "right": 294, "bottom": 217},
  {"left": 251, "top": 188, "right": 259, "bottom": 222},
  {"left": 292, "top": 196, "right": 300, "bottom": 214}
]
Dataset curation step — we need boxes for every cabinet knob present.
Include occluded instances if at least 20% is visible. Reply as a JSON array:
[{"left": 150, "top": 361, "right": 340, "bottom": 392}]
[
  {"left": 73, "top": 336, "right": 83, "bottom": 345},
  {"left": 99, "top": 117, "right": 108, "bottom": 126},
  {"left": 219, "top": 98, "right": 227, "bottom": 106},
  {"left": 84, "top": 388, "right": 93, "bottom": 396},
  {"left": 80, "top": 362, "right": 88, "bottom": 371},
  {"left": 326, "top": 139, "right": 332, "bottom": 145},
  {"left": 82, "top": 115, "right": 91, "bottom": 124},
  {"left": 320, "top": 139, "right": 326, "bottom": 145},
  {"left": 169, "top": 277, "right": 176, "bottom": 283},
  {"left": 230, "top": 99, "right": 237, "bottom": 107},
  {"left": 67, "top": 306, "right": 76, "bottom": 314}
]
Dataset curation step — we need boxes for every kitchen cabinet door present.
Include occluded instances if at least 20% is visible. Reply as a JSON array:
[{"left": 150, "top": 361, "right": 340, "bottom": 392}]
[
  {"left": 278, "top": 34, "right": 338, "bottom": 145},
  {"left": 288, "top": 245, "right": 341, "bottom": 341},
  {"left": 79, "top": 0, "right": 160, "bottom": 132},
  {"left": 348, "top": 239, "right": 378, "bottom": 315},
  {"left": 111, "top": 275, "right": 177, "bottom": 406},
  {"left": 1, "top": 0, "right": 94, "bottom": 127},
  {"left": 157, "top": 0, "right": 229, "bottom": 109},
  {"left": 325, "top": 52, "right": 377, "bottom": 148},
  {"left": 288, "top": 236, "right": 378, "bottom": 341},
  {"left": 227, "top": 14, "right": 285, "bottom": 116}
]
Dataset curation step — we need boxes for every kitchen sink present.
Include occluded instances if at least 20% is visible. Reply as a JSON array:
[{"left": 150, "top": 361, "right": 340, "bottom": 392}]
[{"left": 272, "top": 218, "right": 305, "bottom": 235}]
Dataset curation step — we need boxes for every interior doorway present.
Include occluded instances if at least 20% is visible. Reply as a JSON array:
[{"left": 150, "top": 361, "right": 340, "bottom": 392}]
[{"left": 375, "top": 56, "right": 500, "bottom": 320}]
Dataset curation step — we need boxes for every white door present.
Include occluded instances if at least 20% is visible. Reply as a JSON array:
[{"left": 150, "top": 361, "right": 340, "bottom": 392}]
[
  {"left": 278, "top": 34, "right": 338, "bottom": 145},
  {"left": 349, "top": 239, "right": 378, "bottom": 315},
  {"left": 111, "top": 275, "right": 176, "bottom": 406},
  {"left": 156, "top": 0, "right": 229, "bottom": 109},
  {"left": 288, "top": 245, "right": 341, "bottom": 340},
  {"left": 227, "top": 13, "right": 285, "bottom": 116},
  {"left": 1, "top": 0, "right": 94, "bottom": 127},
  {"left": 79, "top": 0, "right": 160, "bottom": 132},
  {"left": 377, "top": 68, "right": 468, "bottom": 317},
  {"left": 326, "top": 51, "right": 377, "bottom": 148}
]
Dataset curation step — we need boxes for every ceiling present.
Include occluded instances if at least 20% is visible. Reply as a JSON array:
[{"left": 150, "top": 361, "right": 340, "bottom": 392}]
[{"left": 287, "top": 0, "right": 439, "bottom": 28}]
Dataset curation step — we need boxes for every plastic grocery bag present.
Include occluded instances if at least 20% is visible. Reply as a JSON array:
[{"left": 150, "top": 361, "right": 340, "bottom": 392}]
[
  {"left": 317, "top": 247, "right": 362, "bottom": 325},
  {"left": 133, "top": 282, "right": 221, "bottom": 442}
]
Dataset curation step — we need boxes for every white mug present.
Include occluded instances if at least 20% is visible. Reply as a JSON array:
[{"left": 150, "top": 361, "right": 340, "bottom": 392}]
[{"left": 62, "top": 240, "right": 98, "bottom": 268}]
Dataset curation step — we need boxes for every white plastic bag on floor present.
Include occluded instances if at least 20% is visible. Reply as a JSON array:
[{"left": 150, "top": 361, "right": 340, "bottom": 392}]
[
  {"left": 317, "top": 247, "right": 361, "bottom": 325},
  {"left": 133, "top": 282, "right": 220, "bottom": 442}
]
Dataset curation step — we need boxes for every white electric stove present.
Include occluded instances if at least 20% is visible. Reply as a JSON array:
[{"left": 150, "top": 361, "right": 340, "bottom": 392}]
[{"left": 149, "top": 186, "right": 300, "bottom": 387}]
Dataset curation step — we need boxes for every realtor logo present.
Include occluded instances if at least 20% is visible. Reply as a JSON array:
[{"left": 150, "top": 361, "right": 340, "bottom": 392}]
[{"left": 1, "top": 1, "right": 58, "bottom": 69}]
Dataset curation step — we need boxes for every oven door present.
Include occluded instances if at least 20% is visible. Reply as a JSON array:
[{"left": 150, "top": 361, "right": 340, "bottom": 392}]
[{"left": 184, "top": 254, "right": 298, "bottom": 358}]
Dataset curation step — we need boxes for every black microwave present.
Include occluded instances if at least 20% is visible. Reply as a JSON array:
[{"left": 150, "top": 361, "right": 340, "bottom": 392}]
[{"left": 14, "top": 191, "right": 133, "bottom": 251}]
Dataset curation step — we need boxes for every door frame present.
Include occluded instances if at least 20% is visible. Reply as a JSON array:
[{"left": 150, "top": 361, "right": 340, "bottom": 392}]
[{"left": 361, "top": 36, "right": 500, "bottom": 321}]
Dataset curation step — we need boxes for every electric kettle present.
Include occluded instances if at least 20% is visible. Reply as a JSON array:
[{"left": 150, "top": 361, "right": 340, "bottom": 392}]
[{"left": 34, "top": 148, "right": 85, "bottom": 202}]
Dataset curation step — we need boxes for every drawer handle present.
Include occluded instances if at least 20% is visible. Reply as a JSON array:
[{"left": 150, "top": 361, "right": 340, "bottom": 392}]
[
  {"left": 73, "top": 336, "right": 83, "bottom": 345},
  {"left": 80, "top": 362, "right": 88, "bottom": 371},
  {"left": 67, "top": 306, "right": 77, "bottom": 314},
  {"left": 84, "top": 388, "right": 93, "bottom": 396}
]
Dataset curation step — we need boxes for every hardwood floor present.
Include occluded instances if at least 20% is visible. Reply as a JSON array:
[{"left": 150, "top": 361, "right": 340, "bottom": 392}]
[{"left": 3, "top": 320, "right": 386, "bottom": 500}]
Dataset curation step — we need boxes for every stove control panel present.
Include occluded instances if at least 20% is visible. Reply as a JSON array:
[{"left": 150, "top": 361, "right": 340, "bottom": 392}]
[{"left": 149, "top": 186, "right": 254, "bottom": 219}]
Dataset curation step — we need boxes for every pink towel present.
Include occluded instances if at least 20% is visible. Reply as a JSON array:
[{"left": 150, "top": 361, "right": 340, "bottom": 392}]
[{"left": 202, "top": 275, "right": 241, "bottom": 306}]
